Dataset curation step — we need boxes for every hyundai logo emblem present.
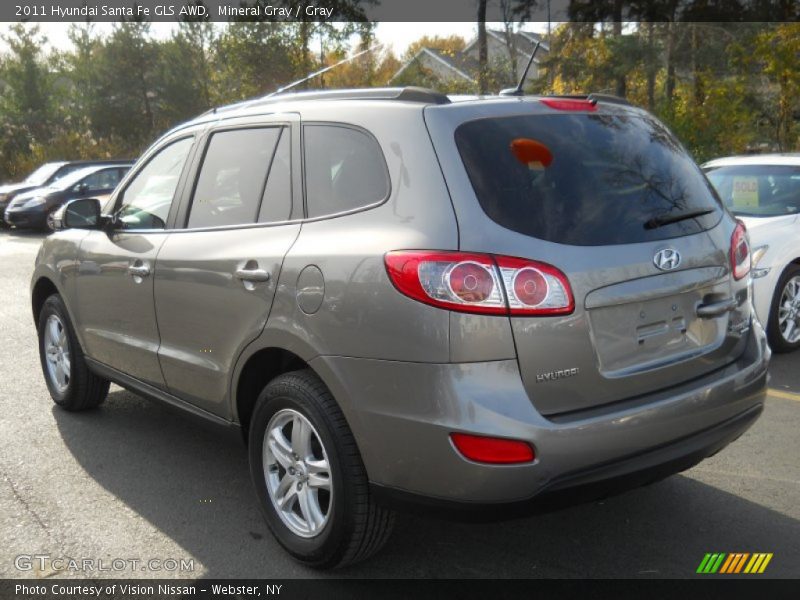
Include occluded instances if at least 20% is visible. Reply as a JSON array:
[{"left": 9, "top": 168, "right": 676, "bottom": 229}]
[{"left": 654, "top": 248, "right": 681, "bottom": 271}]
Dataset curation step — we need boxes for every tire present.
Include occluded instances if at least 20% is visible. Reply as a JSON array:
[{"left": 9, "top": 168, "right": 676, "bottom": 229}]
[
  {"left": 767, "top": 264, "right": 800, "bottom": 353},
  {"left": 248, "top": 369, "right": 395, "bottom": 569},
  {"left": 38, "top": 294, "right": 109, "bottom": 410}
]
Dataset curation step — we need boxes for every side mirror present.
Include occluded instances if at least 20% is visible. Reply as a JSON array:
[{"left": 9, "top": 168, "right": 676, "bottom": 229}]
[{"left": 61, "top": 197, "right": 102, "bottom": 230}]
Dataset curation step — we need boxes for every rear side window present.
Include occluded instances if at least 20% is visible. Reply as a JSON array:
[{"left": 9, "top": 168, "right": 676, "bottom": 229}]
[
  {"left": 304, "top": 125, "right": 389, "bottom": 218},
  {"left": 188, "top": 127, "right": 282, "bottom": 228},
  {"left": 455, "top": 113, "right": 722, "bottom": 246}
]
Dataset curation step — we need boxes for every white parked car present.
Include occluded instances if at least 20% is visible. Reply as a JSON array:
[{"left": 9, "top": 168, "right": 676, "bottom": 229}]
[{"left": 704, "top": 154, "right": 800, "bottom": 352}]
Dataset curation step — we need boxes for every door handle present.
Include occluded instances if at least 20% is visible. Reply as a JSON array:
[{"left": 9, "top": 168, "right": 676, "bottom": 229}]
[
  {"left": 235, "top": 268, "right": 271, "bottom": 283},
  {"left": 128, "top": 263, "right": 150, "bottom": 278},
  {"left": 696, "top": 297, "right": 737, "bottom": 318}
]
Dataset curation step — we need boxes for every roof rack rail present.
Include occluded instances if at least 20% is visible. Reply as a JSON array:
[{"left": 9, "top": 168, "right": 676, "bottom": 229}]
[
  {"left": 209, "top": 87, "right": 451, "bottom": 115},
  {"left": 200, "top": 87, "right": 451, "bottom": 118}
]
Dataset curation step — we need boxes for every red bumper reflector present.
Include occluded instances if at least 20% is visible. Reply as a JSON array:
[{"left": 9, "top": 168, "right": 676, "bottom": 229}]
[{"left": 450, "top": 433, "right": 535, "bottom": 464}]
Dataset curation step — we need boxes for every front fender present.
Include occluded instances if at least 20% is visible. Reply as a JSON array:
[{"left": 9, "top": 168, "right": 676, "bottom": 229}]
[{"left": 30, "top": 230, "right": 89, "bottom": 346}]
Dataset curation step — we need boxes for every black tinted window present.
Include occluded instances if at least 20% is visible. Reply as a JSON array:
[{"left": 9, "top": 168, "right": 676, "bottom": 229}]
[
  {"left": 188, "top": 128, "right": 281, "bottom": 228},
  {"left": 258, "top": 128, "right": 292, "bottom": 223},
  {"left": 117, "top": 137, "right": 193, "bottom": 230},
  {"left": 455, "top": 114, "right": 721, "bottom": 246},
  {"left": 705, "top": 164, "right": 800, "bottom": 218},
  {"left": 304, "top": 125, "right": 389, "bottom": 218},
  {"left": 80, "top": 168, "right": 124, "bottom": 191}
]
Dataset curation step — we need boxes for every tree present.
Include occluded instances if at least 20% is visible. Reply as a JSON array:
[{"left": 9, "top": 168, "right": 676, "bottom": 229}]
[
  {"left": 0, "top": 24, "right": 57, "bottom": 178},
  {"left": 157, "top": 22, "right": 216, "bottom": 122},
  {"left": 212, "top": 22, "right": 299, "bottom": 101},
  {"left": 404, "top": 35, "right": 467, "bottom": 61},
  {"left": 0, "top": 25, "right": 54, "bottom": 141},
  {"left": 752, "top": 23, "right": 800, "bottom": 151},
  {"left": 86, "top": 22, "right": 160, "bottom": 152}
]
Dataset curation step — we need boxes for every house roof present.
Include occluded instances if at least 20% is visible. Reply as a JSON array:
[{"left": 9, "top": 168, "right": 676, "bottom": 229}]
[
  {"left": 425, "top": 48, "right": 480, "bottom": 81},
  {"left": 390, "top": 47, "right": 477, "bottom": 83},
  {"left": 463, "top": 29, "right": 550, "bottom": 58},
  {"left": 390, "top": 29, "right": 549, "bottom": 84}
]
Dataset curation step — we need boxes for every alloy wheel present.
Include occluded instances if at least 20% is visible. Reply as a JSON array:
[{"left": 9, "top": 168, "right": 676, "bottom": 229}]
[
  {"left": 263, "top": 408, "right": 332, "bottom": 538},
  {"left": 778, "top": 275, "right": 800, "bottom": 345},
  {"left": 44, "top": 314, "right": 70, "bottom": 393}
]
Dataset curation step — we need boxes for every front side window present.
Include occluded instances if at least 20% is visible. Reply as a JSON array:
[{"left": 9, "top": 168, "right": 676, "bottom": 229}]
[
  {"left": 304, "top": 125, "right": 389, "bottom": 218},
  {"left": 187, "top": 127, "right": 283, "bottom": 228},
  {"left": 116, "top": 137, "right": 194, "bottom": 230},
  {"left": 77, "top": 168, "right": 124, "bottom": 192},
  {"left": 705, "top": 164, "right": 800, "bottom": 218}
]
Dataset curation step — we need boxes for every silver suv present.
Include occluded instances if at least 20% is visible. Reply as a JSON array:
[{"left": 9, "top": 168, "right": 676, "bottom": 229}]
[{"left": 31, "top": 88, "right": 770, "bottom": 568}]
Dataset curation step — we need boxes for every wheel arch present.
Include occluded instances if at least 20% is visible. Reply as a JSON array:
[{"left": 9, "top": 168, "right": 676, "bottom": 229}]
[
  {"left": 31, "top": 276, "right": 60, "bottom": 326},
  {"left": 233, "top": 346, "right": 311, "bottom": 439}
]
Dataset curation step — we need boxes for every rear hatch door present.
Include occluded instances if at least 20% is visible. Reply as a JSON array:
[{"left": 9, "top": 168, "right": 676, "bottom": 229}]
[{"left": 426, "top": 100, "right": 750, "bottom": 416}]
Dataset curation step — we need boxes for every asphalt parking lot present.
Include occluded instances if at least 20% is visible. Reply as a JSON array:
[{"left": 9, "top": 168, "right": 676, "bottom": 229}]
[{"left": 1, "top": 229, "right": 798, "bottom": 579}]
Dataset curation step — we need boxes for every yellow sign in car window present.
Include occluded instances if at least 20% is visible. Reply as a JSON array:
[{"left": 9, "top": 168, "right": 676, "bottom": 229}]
[{"left": 732, "top": 176, "right": 759, "bottom": 208}]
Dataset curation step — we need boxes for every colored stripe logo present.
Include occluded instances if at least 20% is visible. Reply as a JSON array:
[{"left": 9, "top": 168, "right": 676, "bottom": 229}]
[{"left": 697, "top": 553, "right": 773, "bottom": 574}]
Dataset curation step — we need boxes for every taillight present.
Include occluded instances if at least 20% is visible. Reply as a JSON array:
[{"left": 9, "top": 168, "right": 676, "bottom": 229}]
[
  {"left": 384, "top": 251, "right": 574, "bottom": 316},
  {"left": 450, "top": 433, "right": 535, "bottom": 464},
  {"left": 494, "top": 255, "right": 574, "bottom": 315},
  {"left": 540, "top": 98, "right": 597, "bottom": 112},
  {"left": 730, "top": 221, "right": 751, "bottom": 280},
  {"left": 384, "top": 251, "right": 506, "bottom": 315}
]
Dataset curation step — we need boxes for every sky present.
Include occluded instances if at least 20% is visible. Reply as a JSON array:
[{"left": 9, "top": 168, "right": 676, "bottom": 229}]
[{"left": 0, "top": 21, "right": 550, "bottom": 56}]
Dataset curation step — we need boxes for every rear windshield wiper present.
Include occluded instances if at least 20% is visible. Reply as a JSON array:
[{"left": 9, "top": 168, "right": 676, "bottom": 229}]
[{"left": 644, "top": 208, "right": 716, "bottom": 230}]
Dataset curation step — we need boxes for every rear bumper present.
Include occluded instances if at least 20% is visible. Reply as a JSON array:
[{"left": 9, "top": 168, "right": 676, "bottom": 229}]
[
  {"left": 310, "top": 317, "right": 769, "bottom": 507},
  {"left": 371, "top": 403, "right": 762, "bottom": 519}
]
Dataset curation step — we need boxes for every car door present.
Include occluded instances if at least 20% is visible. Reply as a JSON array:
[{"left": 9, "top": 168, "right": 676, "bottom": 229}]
[
  {"left": 153, "top": 115, "right": 302, "bottom": 416},
  {"left": 74, "top": 135, "right": 197, "bottom": 388}
]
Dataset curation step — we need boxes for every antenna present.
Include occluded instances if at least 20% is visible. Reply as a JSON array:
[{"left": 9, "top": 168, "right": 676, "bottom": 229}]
[
  {"left": 499, "top": 40, "right": 541, "bottom": 96},
  {"left": 266, "top": 43, "right": 384, "bottom": 98}
]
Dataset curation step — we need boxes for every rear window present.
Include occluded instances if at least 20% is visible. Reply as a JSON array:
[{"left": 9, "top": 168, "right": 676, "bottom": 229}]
[
  {"left": 455, "top": 113, "right": 722, "bottom": 246},
  {"left": 705, "top": 164, "right": 800, "bottom": 218}
]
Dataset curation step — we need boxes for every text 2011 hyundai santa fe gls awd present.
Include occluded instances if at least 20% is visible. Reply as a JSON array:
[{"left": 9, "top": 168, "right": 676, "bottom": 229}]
[{"left": 31, "top": 88, "right": 769, "bottom": 568}]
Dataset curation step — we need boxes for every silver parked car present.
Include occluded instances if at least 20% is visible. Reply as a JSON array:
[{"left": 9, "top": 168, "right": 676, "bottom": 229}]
[
  {"left": 31, "top": 88, "right": 769, "bottom": 568},
  {"left": 703, "top": 154, "right": 800, "bottom": 352}
]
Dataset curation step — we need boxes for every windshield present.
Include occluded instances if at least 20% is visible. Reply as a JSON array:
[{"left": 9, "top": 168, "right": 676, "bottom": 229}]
[
  {"left": 704, "top": 164, "right": 800, "bottom": 217},
  {"left": 24, "top": 163, "right": 65, "bottom": 185},
  {"left": 454, "top": 113, "right": 722, "bottom": 246}
]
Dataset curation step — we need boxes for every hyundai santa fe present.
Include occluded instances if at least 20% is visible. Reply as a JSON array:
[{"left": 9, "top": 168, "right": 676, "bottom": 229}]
[{"left": 31, "top": 87, "right": 769, "bottom": 568}]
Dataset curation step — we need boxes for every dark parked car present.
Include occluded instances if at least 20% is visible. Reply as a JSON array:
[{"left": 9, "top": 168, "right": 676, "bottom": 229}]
[
  {"left": 0, "top": 160, "right": 133, "bottom": 225},
  {"left": 4, "top": 164, "right": 132, "bottom": 230}
]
